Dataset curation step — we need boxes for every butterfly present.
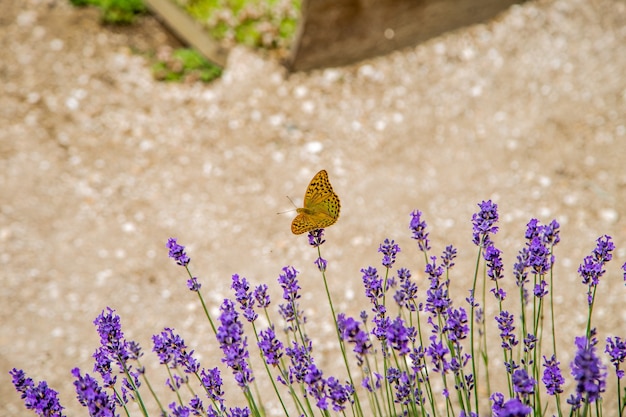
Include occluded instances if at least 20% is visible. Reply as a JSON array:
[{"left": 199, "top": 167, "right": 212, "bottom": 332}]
[{"left": 291, "top": 170, "right": 341, "bottom": 235}]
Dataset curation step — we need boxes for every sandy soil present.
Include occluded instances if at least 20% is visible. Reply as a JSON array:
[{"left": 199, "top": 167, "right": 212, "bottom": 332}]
[{"left": 2, "top": 0, "right": 626, "bottom": 415}]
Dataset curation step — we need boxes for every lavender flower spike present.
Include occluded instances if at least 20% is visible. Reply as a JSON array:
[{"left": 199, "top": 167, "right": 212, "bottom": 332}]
[
  {"left": 10, "top": 368, "right": 65, "bottom": 417},
  {"left": 167, "top": 237, "right": 190, "bottom": 266},
  {"left": 472, "top": 200, "right": 499, "bottom": 246}
]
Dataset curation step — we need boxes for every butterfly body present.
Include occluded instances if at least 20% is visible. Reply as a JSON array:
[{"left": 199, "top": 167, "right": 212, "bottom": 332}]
[{"left": 291, "top": 170, "right": 341, "bottom": 235}]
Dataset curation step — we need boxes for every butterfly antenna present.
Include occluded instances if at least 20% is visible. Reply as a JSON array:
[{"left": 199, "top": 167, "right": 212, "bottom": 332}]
[{"left": 277, "top": 196, "right": 298, "bottom": 215}]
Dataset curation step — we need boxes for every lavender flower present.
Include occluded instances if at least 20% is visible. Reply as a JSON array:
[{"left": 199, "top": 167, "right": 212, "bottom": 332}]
[
  {"left": 188, "top": 396, "right": 205, "bottom": 416},
  {"left": 426, "top": 335, "right": 450, "bottom": 374},
  {"left": 386, "top": 316, "right": 414, "bottom": 356},
  {"left": 308, "top": 229, "right": 325, "bottom": 247},
  {"left": 472, "top": 200, "right": 499, "bottom": 246},
  {"left": 379, "top": 238, "right": 401, "bottom": 268},
  {"left": 362, "top": 266, "right": 384, "bottom": 303},
  {"left": 200, "top": 367, "right": 225, "bottom": 404},
  {"left": 216, "top": 299, "right": 253, "bottom": 388},
  {"left": 337, "top": 313, "right": 372, "bottom": 365},
  {"left": 285, "top": 340, "right": 313, "bottom": 384},
  {"left": 571, "top": 334, "right": 606, "bottom": 403},
  {"left": 578, "top": 235, "right": 615, "bottom": 304},
  {"left": 326, "top": 377, "right": 354, "bottom": 411},
  {"left": 542, "top": 354, "right": 564, "bottom": 395},
  {"left": 92, "top": 308, "right": 140, "bottom": 393},
  {"left": 257, "top": 326, "right": 284, "bottom": 366},
  {"left": 152, "top": 328, "right": 200, "bottom": 374},
  {"left": 491, "top": 393, "right": 532, "bottom": 417},
  {"left": 253, "top": 284, "right": 270, "bottom": 308},
  {"left": 169, "top": 402, "right": 191, "bottom": 417},
  {"left": 362, "top": 373, "right": 383, "bottom": 392},
  {"left": 304, "top": 364, "right": 327, "bottom": 409},
  {"left": 314, "top": 256, "right": 327, "bottom": 272},
  {"left": 495, "top": 311, "right": 518, "bottom": 351},
  {"left": 409, "top": 209, "right": 430, "bottom": 252},
  {"left": 606, "top": 336, "right": 626, "bottom": 379},
  {"left": 167, "top": 237, "right": 190, "bottom": 266},
  {"left": 231, "top": 274, "right": 257, "bottom": 322},
  {"left": 71, "top": 367, "right": 117, "bottom": 416},
  {"left": 441, "top": 245, "right": 457, "bottom": 269},
  {"left": 444, "top": 307, "right": 469, "bottom": 342},
  {"left": 527, "top": 236, "right": 551, "bottom": 275},
  {"left": 277, "top": 266, "right": 304, "bottom": 329},
  {"left": 187, "top": 277, "right": 201, "bottom": 291},
  {"left": 394, "top": 268, "right": 419, "bottom": 311},
  {"left": 512, "top": 368, "right": 535, "bottom": 396},
  {"left": 484, "top": 243, "right": 504, "bottom": 282},
  {"left": 10, "top": 368, "right": 65, "bottom": 417}
]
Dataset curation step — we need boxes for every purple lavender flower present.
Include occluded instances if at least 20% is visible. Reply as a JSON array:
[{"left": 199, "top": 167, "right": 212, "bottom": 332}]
[
  {"left": 426, "top": 335, "right": 450, "bottom": 373},
  {"left": 442, "top": 245, "right": 457, "bottom": 269},
  {"left": 543, "top": 219, "right": 561, "bottom": 246},
  {"left": 409, "top": 209, "right": 430, "bottom": 252},
  {"left": 512, "top": 368, "right": 535, "bottom": 396},
  {"left": 231, "top": 274, "right": 257, "bottom": 322},
  {"left": 277, "top": 266, "right": 304, "bottom": 329},
  {"left": 10, "top": 368, "right": 65, "bottom": 417},
  {"left": 391, "top": 371, "right": 416, "bottom": 405},
  {"left": 304, "top": 364, "right": 328, "bottom": 409},
  {"left": 386, "top": 316, "right": 414, "bottom": 356},
  {"left": 167, "top": 237, "right": 190, "bottom": 266},
  {"left": 253, "top": 284, "right": 270, "bottom": 308},
  {"left": 424, "top": 261, "right": 451, "bottom": 316},
  {"left": 542, "top": 354, "right": 564, "bottom": 395},
  {"left": 188, "top": 396, "right": 205, "bottom": 416},
  {"left": 571, "top": 334, "right": 606, "bottom": 403},
  {"left": 258, "top": 326, "right": 284, "bottom": 366},
  {"left": 361, "top": 266, "right": 384, "bottom": 302},
  {"left": 484, "top": 243, "right": 504, "bottom": 282},
  {"left": 394, "top": 268, "right": 419, "bottom": 311},
  {"left": 444, "top": 307, "right": 469, "bottom": 342},
  {"left": 227, "top": 407, "right": 250, "bottom": 417},
  {"left": 314, "top": 256, "right": 327, "bottom": 272},
  {"left": 513, "top": 248, "right": 529, "bottom": 288},
  {"left": 336, "top": 314, "right": 372, "bottom": 365},
  {"left": 578, "top": 235, "right": 614, "bottom": 305},
  {"left": 308, "top": 229, "right": 325, "bottom": 247},
  {"left": 606, "top": 336, "right": 626, "bottom": 380},
  {"left": 326, "top": 377, "right": 354, "bottom": 411},
  {"left": 169, "top": 402, "right": 191, "bottom": 417},
  {"left": 491, "top": 394, "right": 532, "bottom": 417},
  {"left": 216, "top": 299, "right": 253, "bottom": 388},
  {"left": 167, "top": 374, "right": 189, "bottom": 391},
  {"left": 92, "top": 308, "right": 140, "bottom": 393},
  {"left": 523, "top": 334, "right": 537, "bottom": 354},
  {"left": 524, "top": 219, "right": 540, "bottom": 241},
  {"left": 528, "top": 236, "right": 551, "bottom": 275},
  {"left": 379, "top": 238, "right": 401, "bottom": 268},
  {"left": 187, "top": 277, "right": 201, "bottom": 292},
  {"left": 285, "top": 340, "right": 313, "bottom": 384},
  {"left": 200, "top": 367, "right": 225, "bottom": 404},
  {"left": 362, "top": 372, "right": 383, "bottom": 392},
  {"left": 152, "top": 328, "right": 200, "bottom": 374},
  {"left": 495, "top": 311, "right": 518, "bottom": 351},
  {"left": 472, "top": 200, "right": 499, "bottom": 246},
  {"left": 533, "top": 279, "right": 548, "bottom": 299}
]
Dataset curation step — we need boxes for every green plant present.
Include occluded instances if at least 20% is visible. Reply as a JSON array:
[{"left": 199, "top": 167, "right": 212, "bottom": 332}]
[
  {"left": 152, "top": 48, "right": 223, "bottom": 83},
  {"left": 67, "top": 0, "right": 146, "bottom": 24}
]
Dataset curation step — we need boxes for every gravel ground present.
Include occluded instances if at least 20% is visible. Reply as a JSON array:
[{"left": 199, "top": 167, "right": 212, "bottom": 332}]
[{"left": 2, "top": 0, "right": 626, "bottom": 415}]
